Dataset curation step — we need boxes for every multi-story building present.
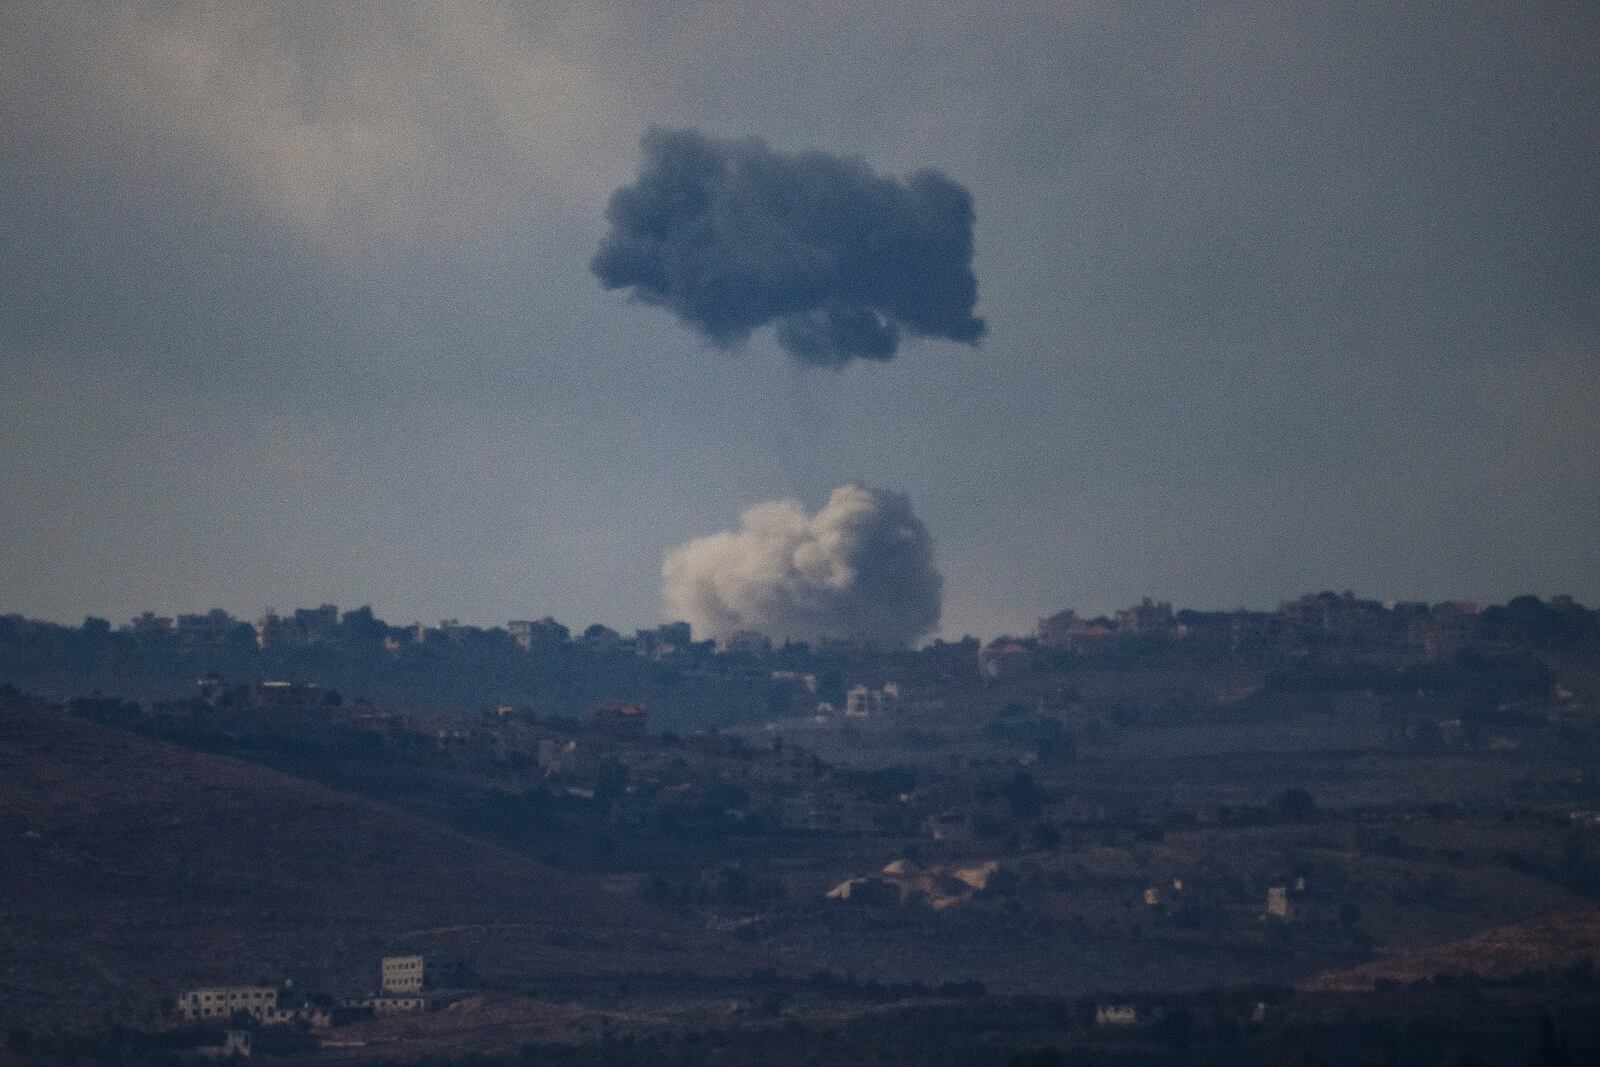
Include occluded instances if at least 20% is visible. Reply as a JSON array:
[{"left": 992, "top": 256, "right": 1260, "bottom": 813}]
[
  {"left": 636, "top": 621, "right": 692, "bottom": 658},
  {"left": 381, "top": 955, "right": 426, "bottom": 995},
  {"left": 1116, "top": 597, "right": 1174, "bottom": 636},
  {"left": 176, "top": 986, "right": 279, "bottom": 1022},
  {"left": 1280, "top": 591, "right": 1391, "bottom": 646},
  {"left": 175, "top": 609, "right": 241, "bottom": 644},
  {"left": 508, "top": 617, "right": 569, "bottom": 650},
  {"left": 1037, "top": 610, "right": 1078, "bottom": 648},
  {"left": 844, "top": 685, "right": 885, "bottom": 717},
  {"left": 175, "top": 984, "right": 330, "bottom": 1028},
  {"left": 718, "top": 630, "right": 772, "bottom": 656},
  {"left": 1035, "top": 612, "right": 1116, "bottom": 653},
  {"left": 1410, "top": 600, "right": 1481, "bottom": 656},
  {"left": 1265, "top": 885, "right": 1293, "bottom": 919},
  {"left": 254, "top": 604, "right": 339, "bottom": 648}
]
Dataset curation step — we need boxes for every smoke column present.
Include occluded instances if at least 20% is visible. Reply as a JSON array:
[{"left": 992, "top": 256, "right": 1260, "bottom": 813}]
[
  {"left": 592, "top": 127, "right": 985, "bottom": 367},
  {"left": 662, "top": 485, "right": 942, "bottom": 646}
]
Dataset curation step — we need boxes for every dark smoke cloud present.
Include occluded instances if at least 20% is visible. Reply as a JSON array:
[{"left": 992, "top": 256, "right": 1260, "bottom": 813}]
[
  {"left": 591, "top": 127, "right": 985, "bottom": 366},
  {"left": 662, "top": 485, "right": 942, "bottom": 645}
]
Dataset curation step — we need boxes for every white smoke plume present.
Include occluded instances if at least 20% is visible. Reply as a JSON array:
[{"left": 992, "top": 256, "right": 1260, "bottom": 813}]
[{"left": 663, "top": 485, "right": 942, "bottom": 647}]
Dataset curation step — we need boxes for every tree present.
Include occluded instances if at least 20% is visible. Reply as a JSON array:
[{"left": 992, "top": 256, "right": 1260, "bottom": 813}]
[
  {"left": 594, "top": 756, "right": 628, "bottom": 802},
  {"left": 1153, "top": 1007, "right": 1195, "bottom": 1050},
  {"left": 1274, "top": 788, "right": 1318, "bottom": 822},
  {"left": 340, "top": 605, "right": 388, "bottom": 644},
  {"left": 1029, "top": 822, "right": 1062, "bottom": 851},
  {"left": 1532, "top": 1013, "right": 1573, "bottom": 1067},
  {"left": 1001, "top": 771, "right": 1042, "bottom": 819}
]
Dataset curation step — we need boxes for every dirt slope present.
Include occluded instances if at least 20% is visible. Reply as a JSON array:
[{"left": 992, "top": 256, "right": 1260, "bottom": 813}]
[
  {"left": 1307, "top": 907, "right": 1600, "bottom": 991},
  {"left": 0, "top": 696, "right": 735, "bottom": 1028}
]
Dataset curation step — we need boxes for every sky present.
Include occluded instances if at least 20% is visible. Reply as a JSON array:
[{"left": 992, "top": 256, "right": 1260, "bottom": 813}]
[{"left": 2, "top": 2, "right": 1597, "bottom": 640}]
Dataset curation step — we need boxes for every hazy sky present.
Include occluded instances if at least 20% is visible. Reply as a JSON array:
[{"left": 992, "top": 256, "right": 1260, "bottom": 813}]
[{"left": 2, "top": 3, "right": 1597, "bottom": 639}]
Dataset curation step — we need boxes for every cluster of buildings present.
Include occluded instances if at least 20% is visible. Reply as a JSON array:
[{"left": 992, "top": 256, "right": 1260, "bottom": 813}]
[
  {"left": 1091, "top": 999, "right": 1274, "bottom": 1030},
  {"left": 12, "top": 592, "right": 1589, "bottom": 742},
  {"left": 191, "top": 677, "right": 338, "bottom": 711},
  {"left": 174, "top": 986, "right": 310, "bottom": 1026},
  {"left": 1136, "top": 874, "right": 1334, "bottom": 928},
  {"left": 1034, "top": 597, "right": 1178, "bottom": 653},
  {"left": 175, "top": 954, "right": 439, "bottom": 1050},
  {"left": 980, "top": 592, "right": 1509, "bottom": 678},
  {"left": 814, "top": 683, "right": 899, "bottom": 719},
  {"left": 78, "top": 604, "right": 703, "bottom": 661},
  {"left": 17, "top": 592, "right": 1590, "bottom": 674},
  {"left": 253, "top": 605, "right": 342, "bottom": 649},
  {"left": 825, "top": 857, "right": 1002, "bottom": 910}
]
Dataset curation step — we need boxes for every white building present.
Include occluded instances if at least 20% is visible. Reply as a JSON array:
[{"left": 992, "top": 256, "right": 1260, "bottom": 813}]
[
  {"left": 1266, "top": 885, "right": 1293, "bottom": 919},
  {"left": 845, "top": 685, "right": 885, "bottom": 717},
  {"left": 371, "top": 994, "right": 428, "bottom": 1015},
  {"left": 381, "top": 954, "right": 426, "bottom": 994},
  {"left": 176, "top": 986, "right": 279, "bottom": 1022},
  {"left": 1095, "top": 1004, "right": 1139, "bottom": 1026}
]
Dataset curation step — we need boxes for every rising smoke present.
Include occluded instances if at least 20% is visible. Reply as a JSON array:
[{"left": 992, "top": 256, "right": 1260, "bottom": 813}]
[
  {"left": 662, "top": 485, "right": 942, "bottom": 646},
  {"left": 591, "top": 127, "right": 985, "bottom": 367}
]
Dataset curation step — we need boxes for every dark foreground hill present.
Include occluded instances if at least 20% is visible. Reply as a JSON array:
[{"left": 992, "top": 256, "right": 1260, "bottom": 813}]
[{"left": 0, "top": 695, "right": 737, "bottom": 1030}]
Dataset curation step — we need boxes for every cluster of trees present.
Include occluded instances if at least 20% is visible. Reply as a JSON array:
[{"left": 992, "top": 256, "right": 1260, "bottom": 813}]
[
  {"left": 1267, "top": 649, "right": 1553, "bottom": 703},
  {"left": 639, "top": 861, "right": 787, "bottom": 911}
]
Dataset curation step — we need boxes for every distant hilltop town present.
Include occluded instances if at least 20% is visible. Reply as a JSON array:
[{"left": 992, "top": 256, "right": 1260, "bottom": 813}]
[{"left": 0, "top": 592, "right": 1593, "bottom": 729}]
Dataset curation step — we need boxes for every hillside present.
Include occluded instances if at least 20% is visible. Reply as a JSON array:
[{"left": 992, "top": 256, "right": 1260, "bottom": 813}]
[
  {"left": 1306, "top": 906, "right": 1600, "bottom": 992},
  {"left": 0, "top": 695, "right": 736, "bottom": 1029}
]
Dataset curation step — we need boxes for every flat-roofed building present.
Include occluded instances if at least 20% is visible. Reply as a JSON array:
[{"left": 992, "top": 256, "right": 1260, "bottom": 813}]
[
  {"left": 588, "top": 701, "right": 648, "bottom": 735},
  {"left": 176, "top": 986, "right": 279, "bottom": 1022},
  {"left": 1117, "top": 597, "right": 1174, "bottom": 635},
  {"left": 1095, "top": 1004, "right": 1139, "bottom": 1026},
  {"left": 1266, "top": 885, "right": 1293, "bottom": 919},
  {"left": 508, "top": 617, "right": 569, "bottom": 650},
  {"left": 371, "top": 994, "right": 428, "bottom": 1015},
  {"left": 381, "top": 954, "right": 426, "bottom": 994},
  {"left": 844, "top": 685, "right": 884, "bottom": 717}
]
